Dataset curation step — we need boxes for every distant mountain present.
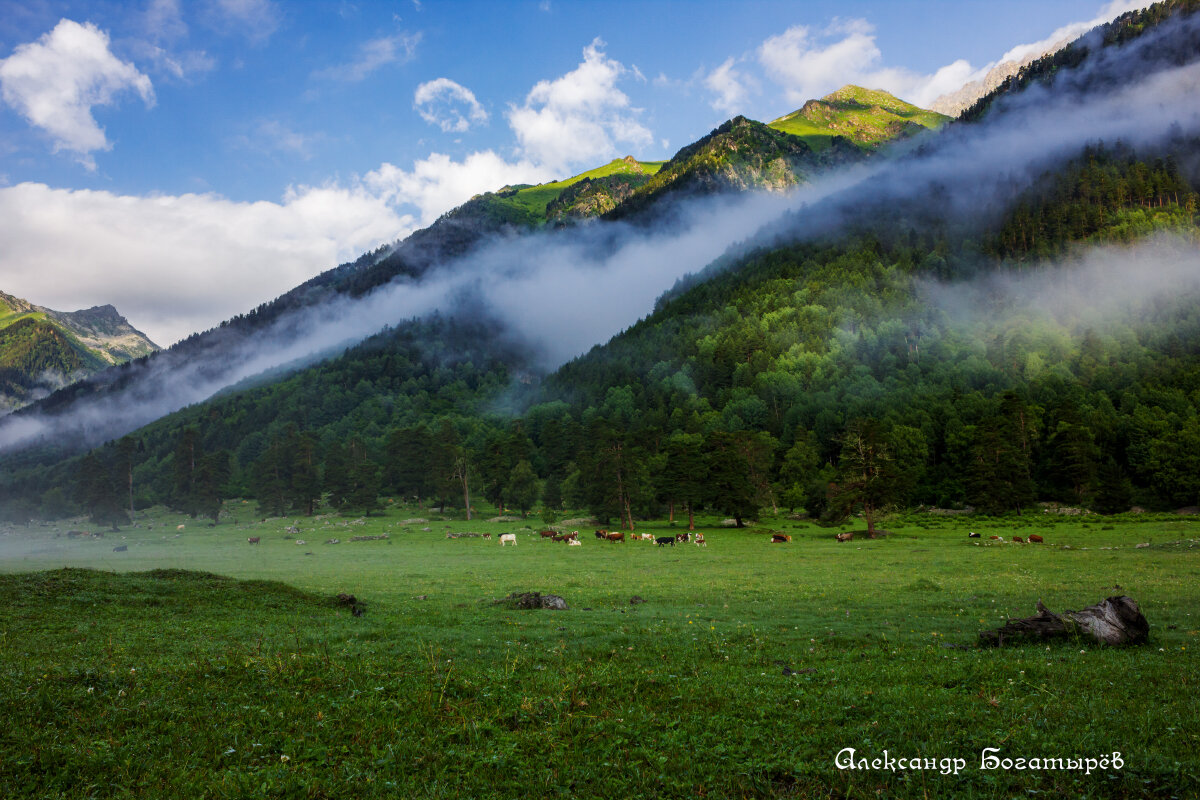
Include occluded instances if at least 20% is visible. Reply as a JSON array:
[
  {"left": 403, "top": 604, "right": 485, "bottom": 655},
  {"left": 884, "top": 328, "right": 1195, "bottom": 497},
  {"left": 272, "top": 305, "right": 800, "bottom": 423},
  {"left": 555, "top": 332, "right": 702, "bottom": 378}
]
[
  {"left": 929, "top": 39, "right": 1074, "bottom": 118},
  {"left": 769, "top": 85, "right": 950, "bottom": 149},
  {"left": 0, "top": 291, "right": 159, "bottom": 413}
]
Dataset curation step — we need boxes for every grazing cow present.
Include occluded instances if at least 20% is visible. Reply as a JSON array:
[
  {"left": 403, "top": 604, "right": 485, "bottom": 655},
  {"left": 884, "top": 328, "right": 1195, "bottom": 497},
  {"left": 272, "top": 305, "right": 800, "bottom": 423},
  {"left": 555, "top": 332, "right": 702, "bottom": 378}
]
[
  {"left": 605, "top": 531, "right": 625, "bottom": 543},
  {"left": 540, "top": 530, "right": 557, "bottom": 539},
  {"left": 247, "top": 537, "right": 260, "bottom": 544},
  {"left": 640, "top": 533, "right": 654, "bottom": 541},
  {"left": 176, "top": 524, "right": 185, "bottom": 531},
  {"left": 835, "top": 532, "right": 854, "bottom": 542},
  {"left": 694, "top": 533, "right": 706, "bottom": 547},
  {"left": 968, "top": 531, "right": 980, "bottom": 538},
  {"left": 675, "top": 532, "right": 690, "bottom": 543},
  {"left": 655, "top": 536, "right": 675, "bottom": 547},
  {"left": 989, "top": 535, "right": 1003, "bottom": 541},
  {"left": 483, "top": 533, "right": 492, "bottom": 539},
  {"left": 499, "top": 533, "right": 517, "bottom": 546},
  {"left": 595, "top": 530, "right": 608, "bottom": 539},
  {"left": 568, "top": 539, "right": 582, "bottom": 546},
  {"left": 1013, "top": 535, "right": 1025, "bottom": 543},
  {"left": 771, "top": 534, "right": 792, "bottom": 543},
  {"left": 1028, "top": 534, "right": 1044, "bottom": 544}
]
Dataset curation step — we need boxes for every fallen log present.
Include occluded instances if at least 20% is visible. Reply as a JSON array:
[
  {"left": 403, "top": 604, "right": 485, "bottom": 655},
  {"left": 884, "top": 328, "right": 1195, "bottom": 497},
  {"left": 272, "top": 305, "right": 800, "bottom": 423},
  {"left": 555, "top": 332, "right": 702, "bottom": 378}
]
[{"left": 979, "top": 596, "right": 1149, "bottom": 647}]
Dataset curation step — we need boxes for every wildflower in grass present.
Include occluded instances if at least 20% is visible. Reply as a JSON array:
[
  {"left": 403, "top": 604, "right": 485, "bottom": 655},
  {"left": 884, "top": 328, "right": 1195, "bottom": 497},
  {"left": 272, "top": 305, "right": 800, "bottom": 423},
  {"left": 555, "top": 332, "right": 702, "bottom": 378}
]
[{"left": 281, "top": 755, "right": 290, "bottom": 762}]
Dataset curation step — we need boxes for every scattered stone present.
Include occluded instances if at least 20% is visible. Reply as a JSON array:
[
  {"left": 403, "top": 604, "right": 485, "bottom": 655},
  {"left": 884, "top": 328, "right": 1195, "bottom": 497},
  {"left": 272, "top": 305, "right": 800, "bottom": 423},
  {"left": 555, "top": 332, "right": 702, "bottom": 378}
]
[
  {"left": 349, "top": 534, "right": 388, "bottom": 542},
  {"left": 286, "top": 526, "right": 301, "bottom": 534},
  {"left": 629, "top": 595, "right": 646, "bottom": 605},
  {"left": 414, "top": 595, "right": 428, "bottom": 601},
  {"left": 112, "top": 545, "right": 127, "bottom": 552},
  {"left": 325, "top": 538, "right": 340, "bottom": 545},
  {"left": 1136, "top": 542, "right": 1151, "bottom": 548},
  {"left": 496, "top": 591, "right": 569, "bottom": 610}
]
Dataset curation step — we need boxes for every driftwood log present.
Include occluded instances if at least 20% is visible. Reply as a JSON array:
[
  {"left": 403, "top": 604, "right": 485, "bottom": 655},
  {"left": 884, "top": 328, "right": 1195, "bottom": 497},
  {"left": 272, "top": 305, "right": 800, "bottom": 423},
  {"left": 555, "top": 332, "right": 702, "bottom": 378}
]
[{"left": 980, "top": 596, "right": 1149, "bottom": 647}]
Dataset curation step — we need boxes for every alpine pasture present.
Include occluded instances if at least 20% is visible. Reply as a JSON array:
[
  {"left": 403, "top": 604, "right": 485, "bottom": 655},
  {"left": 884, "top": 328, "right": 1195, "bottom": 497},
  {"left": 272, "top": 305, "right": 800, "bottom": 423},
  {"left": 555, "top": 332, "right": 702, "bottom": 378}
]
[{"left": 1, "top": 504, "right": 1197, "bottom": 798}]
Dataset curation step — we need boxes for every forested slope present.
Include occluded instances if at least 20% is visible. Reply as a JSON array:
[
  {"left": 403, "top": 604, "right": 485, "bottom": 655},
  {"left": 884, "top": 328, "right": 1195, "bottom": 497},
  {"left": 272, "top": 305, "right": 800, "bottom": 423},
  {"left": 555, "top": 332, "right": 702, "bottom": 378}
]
[{"left": 6, "top": 1, "right": 1200, "bottom": 527}]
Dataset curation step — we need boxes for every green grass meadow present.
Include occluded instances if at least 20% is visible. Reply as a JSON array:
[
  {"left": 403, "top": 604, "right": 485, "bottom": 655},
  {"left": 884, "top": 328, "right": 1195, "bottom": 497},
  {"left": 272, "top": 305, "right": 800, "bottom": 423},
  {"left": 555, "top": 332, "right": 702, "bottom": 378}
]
[{"left": 1, "top": 506, "right": 1197, "bottom": 798}]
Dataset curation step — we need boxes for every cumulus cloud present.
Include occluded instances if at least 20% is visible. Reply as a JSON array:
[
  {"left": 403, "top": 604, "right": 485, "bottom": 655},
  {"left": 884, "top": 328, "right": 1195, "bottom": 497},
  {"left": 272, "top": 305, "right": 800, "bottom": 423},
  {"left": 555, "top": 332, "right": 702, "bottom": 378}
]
[
  {"left": 364, "top": 151, "right": 554, "bottom": 226},
  {"left": 507, "top": 38, "right": 652, "bottom": 173},
  {"left": 314, "top": 32, "right": 421, "bottom": 81},
  {"left": 758, "top": 19, "right": 880, "bottom": 105},
  {"left": 0, "top": 19, "right": 154, "bottom": 169},
  {"left": 704, "top": 57, "right": 757, "bottom": 114},
  {"left": 0, "top": 181, "right": 414, "bottom": 346},
  {"left": 414, "top": 77, "right": 488, "bottom": 132}
]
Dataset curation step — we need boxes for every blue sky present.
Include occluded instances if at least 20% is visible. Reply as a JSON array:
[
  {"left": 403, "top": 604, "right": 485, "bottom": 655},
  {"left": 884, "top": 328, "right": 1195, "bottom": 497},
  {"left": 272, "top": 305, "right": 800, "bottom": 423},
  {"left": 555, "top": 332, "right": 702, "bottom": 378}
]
[{"left": 0, "top": 0, "right": 1144, "bottom": 345}]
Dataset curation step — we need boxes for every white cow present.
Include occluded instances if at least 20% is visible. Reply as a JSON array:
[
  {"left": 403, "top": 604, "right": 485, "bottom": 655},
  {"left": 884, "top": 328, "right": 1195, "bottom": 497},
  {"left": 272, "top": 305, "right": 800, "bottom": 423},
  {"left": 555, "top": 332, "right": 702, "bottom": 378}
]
[
  {"left": 568, "top": 539, "right": 582, "bottom": 546},
  {"left": 499, "top": 533, "right": 517, "bottom": 546}
]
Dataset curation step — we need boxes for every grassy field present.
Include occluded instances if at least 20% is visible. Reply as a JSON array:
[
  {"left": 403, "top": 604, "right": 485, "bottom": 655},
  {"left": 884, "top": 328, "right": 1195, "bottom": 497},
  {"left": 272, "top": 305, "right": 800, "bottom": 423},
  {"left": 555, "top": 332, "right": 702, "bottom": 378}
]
[{"left": 1, "top": 505, "right": 1197, "bottom": 798}]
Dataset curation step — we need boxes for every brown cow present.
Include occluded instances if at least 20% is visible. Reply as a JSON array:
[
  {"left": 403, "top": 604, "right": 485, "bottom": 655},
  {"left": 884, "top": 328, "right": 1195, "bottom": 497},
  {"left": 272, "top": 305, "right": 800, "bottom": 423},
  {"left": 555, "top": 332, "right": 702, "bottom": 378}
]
[
  {"left": 605, "top": 531, "right": 625, "bottom": 543},
  {"left": 1028, "top": 534, "right": 1044, "bottom": 543},
  {"left": 540, "top": 530, "right": 557, "bottom": 539},
  {"left": 675, "top": 532, "right": 690, "bottom": 543},
  {"left": 835, "top": 532, "right": 853, "bottom": 542},
  {"left": 1013, "top": 535, "right": 1025, "bottom": 543},
  {"left": 694, "top": 533, "right": 706, "bottom": 547},
  {"left": 247, "top": 537, "right": 260, "bottom": 544},
  {"left": 771, "top": 534, "right": 792, "bottom": 543},
  {"left": 594, "top": 530, "right": 608, "bottom": 540}
]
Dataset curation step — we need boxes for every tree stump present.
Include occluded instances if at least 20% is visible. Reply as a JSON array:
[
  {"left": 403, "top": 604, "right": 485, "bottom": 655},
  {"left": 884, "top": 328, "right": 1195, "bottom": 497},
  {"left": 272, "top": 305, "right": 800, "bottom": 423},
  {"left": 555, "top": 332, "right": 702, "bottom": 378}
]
[{"left": 979, "top": 596, "right": 1149, "bottom": 647}]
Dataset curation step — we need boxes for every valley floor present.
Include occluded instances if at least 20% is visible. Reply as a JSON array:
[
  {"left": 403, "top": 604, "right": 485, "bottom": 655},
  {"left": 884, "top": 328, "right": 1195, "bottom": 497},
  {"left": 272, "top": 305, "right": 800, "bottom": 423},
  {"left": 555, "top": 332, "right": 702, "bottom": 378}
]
[{"left": 0, "top": 506, "right": 1196, "bottom": 798}]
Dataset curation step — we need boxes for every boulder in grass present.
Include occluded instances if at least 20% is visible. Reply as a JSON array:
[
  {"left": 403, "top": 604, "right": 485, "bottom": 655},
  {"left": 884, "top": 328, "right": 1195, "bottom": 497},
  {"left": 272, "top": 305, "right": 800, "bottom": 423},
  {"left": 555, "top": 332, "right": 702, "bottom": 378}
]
[{"left": 496, "top": 591, "right": 569, "bottom": 610}]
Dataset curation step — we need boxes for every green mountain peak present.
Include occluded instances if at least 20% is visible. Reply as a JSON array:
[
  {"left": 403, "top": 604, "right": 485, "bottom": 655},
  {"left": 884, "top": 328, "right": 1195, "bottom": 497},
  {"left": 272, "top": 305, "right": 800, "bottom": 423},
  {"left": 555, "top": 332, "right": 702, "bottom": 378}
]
[{"left": 769, "top": 85, "right": 950, "bottom": 151}]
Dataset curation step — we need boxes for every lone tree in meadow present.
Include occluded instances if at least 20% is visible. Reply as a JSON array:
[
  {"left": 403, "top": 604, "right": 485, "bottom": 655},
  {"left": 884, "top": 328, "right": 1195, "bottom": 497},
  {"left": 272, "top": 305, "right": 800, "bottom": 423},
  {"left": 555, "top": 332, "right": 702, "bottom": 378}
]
[{"left": 832, "top": 420, "right": 900, "bottom": 538}]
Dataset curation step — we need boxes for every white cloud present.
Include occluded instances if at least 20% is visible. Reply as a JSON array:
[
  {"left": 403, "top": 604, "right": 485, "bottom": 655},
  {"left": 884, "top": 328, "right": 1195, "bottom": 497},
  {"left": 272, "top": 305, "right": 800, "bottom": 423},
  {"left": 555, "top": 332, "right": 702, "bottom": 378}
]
[
  {"left": 364, "top": 151, "right": 555, "bottom": 226},
  {"left": 0, "top": 181, "right": 414, "bottom": 346},
  {"left": 507, "top": 38, "right": 652, "bottom": 173},
  {"left": 0, "top": 19, "right": 155, "bottom": 169},
  {"left": 414, "top": 78, "right": 488, "bottom": 132},
  {"left": 704, "top": 57, "right": 757, "bottom": 114},
  {"left": 314, "top": 32, "right": 421, "bottom": 82},
  {"left": 758, "top": 19, "right": 880, "bottom": 105}
]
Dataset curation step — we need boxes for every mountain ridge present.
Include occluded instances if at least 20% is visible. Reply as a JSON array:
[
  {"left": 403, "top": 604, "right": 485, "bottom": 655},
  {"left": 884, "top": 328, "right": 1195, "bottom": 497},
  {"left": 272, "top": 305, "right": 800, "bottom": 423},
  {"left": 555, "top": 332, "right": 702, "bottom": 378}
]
[{"left": 0, "top": 290, "right": 159, "bottom": 413}]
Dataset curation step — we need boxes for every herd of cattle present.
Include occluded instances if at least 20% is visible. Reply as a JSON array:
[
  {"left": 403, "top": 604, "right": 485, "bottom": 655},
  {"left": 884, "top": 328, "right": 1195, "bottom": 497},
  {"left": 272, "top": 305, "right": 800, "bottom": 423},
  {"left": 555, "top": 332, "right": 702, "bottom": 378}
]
[{"left": 495, "top": 530, "right": 710, "bottom": 547}]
